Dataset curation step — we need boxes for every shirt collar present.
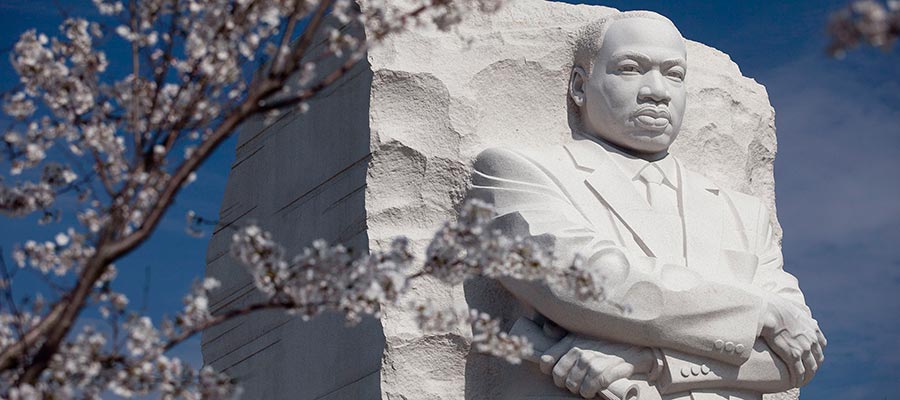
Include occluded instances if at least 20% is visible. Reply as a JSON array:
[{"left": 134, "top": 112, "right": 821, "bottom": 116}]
[{"left": 595, "top": 140, "right": 679, "bottom": 189}]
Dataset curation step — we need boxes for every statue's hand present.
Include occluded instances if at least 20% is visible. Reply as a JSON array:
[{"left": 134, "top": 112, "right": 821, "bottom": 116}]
[
  {"left": 760, "top": 297, "right": 827, "bottom": 388},
  {"left": 539, "top": 334, "right": 653, "bottom": 399}
]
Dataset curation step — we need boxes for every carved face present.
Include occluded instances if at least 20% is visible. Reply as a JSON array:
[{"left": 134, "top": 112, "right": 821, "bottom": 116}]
[{"left": 571, "top": 18, "right": 687, "bottom": 157}]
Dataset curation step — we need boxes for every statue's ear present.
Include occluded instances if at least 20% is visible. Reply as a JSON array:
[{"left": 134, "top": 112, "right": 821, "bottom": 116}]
[{"left": 569, "top": 66, "right": 587, "bottom": 108}]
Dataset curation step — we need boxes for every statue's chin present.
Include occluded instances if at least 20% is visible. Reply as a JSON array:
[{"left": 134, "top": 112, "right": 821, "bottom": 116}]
[
  {"left": 609, "top": 132, "right": 675, "bottom": 158},
  {"left": 581, "top": 123, "right": 676, "bottom": 157}
]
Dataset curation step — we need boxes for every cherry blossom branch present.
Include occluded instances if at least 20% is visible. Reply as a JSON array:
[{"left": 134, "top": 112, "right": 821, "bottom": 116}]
[
  {"left": 255, "top": 50, "right": 361, "bottom": 113},
  {"left": 269, "top": 1, "right": 307, "bottom": 77},
  {"left": 129, "top": 0, "right": 141, "bottom": 158},
  {"left": 0, "top": 248, "right": 28, "bottom": 365},
  {"left": 16, "top": 233, "right": 115, "bottom": 384},
  {"left": 162, "top": 299, "right": 309, "bottom": 353},
  {"left": 0, "top": 0, "right": 518, "bottom": 395},
  {"left": 11, "top": 90, "right": 270, "bottom": 381},
  {"left": 6, "top": 2, "right": 341, "bottom": 374},
  {"left": 90, "top": 148, "right": 116, "bottom": 198}
]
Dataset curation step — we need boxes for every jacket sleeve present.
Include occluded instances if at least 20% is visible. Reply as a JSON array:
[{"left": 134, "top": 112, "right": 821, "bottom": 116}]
[
  {"left": 750, "top": 203, "right": 810, "bottom": 315},
  {"left": 656, "top": 339, "right": 792, "bottom": 394},
  {"left": 648, "top": 196, "right": 815, "bottom": 391},
  {"left": 470, "top": 147, "right": 766, "bottom": 365}
]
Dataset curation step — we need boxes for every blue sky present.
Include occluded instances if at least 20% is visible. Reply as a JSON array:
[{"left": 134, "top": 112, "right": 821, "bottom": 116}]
[{"left": 1, "top": 0, "right": 899, "bottom": 398}]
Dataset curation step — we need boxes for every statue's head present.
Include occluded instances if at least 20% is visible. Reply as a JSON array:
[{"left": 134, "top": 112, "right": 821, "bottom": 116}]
[{"left": 569, "top": 11, "right": 687, "bottom": 158}]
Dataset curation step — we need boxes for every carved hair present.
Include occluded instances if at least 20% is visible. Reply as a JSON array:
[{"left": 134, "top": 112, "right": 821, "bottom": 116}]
[{"left": 572, "top": 11, "right": 682, "bottom": 74}]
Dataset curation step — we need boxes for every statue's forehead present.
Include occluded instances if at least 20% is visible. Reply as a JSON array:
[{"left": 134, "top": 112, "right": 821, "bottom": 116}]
[{"left": 601, "top": 18, "right": 686, "bottom": 56}]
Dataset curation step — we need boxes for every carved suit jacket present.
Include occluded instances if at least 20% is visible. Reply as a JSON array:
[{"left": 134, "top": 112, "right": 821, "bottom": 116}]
[{"left": 468, "top": 137, "right": 810, "bottom": 400}]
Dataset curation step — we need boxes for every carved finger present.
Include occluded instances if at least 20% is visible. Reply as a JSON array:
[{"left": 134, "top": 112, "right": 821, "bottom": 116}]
[
  {"left": 816, "top": 329, "right": 827, "bottom": 348},
  {"left": 598, "top": 361, "right": 633, "bottom": 390},
  {"left": 795, "top": 334, "right": 814, "bottom": 385},
  {"left": 565, "top": 355, "right": 591, "bottom": 394},
  {"left": 771, "top": 334, "right": 801, "bottom": 387},
  {"left": 811, "top": 341, "right": 825, "bottom": 364},
  {"left": 553, "top": 348, "right": 580, "bottom": 388},
  {"left": 797, "top": 333, "right": 812, "bottom": 349},
  {"left": 770, "top": 334, "right": 793, "bottom": 363},
  {"left": 801, "top": 349, "right": 817, "bottom": 387},
  {"left": 579, "top": 357, "right": 612, "bottom": 399},
  {"left": 791, "top": 355, "right": 805, "bottom": 388},
  {"left": 541, "top": 335, "right": 574, "bottom": 375},
  {"left": 579, "top": 377, "right": 601, "bottom": 399}
]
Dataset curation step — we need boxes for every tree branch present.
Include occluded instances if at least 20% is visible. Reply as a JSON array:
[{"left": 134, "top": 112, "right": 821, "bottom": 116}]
[
  {"left": 272, "top": 0, "right": 334, "bottom": 79},
  {"left": 163, "top": 299, "right": 302, "bottom": 352},
  {"left": 256, "top": 51, "right": 361, "bottom": 113}
]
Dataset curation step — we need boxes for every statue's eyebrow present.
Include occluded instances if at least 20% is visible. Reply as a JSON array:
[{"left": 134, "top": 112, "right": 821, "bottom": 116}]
[
  {"left": 661, "top": 58, "right": 687, "bottom": 70},
  {"left": 609, "top": 51, "right": 652, "bottom": 65},
  {"left": 609, "top": 52, "right": 687, "bottom": 70}
]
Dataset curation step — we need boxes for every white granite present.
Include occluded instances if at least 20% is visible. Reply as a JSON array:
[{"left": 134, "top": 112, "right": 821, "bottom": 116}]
[
  {"left": 203, "top": 1, "right": 808, "bottom": 399},
  {"left": 462, "top": 12, "right": 825, "bottom": 398},
  {"left": 369, "top": 2, "right": 803, "bottom": 399}
]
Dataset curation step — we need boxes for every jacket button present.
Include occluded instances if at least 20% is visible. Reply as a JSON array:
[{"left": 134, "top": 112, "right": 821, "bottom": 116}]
[
  {"left": 701, "top": 365, "right": 710, "bottom": 375},
  {"left": 724, "top": 342, "right": 735, "bottom": 352},
  {"left": 714, "top": 340, "right": 724, "bottom": 350},
  {"left": 735, "top": 344, "right": 745, "bottom": 354},
  {"left": 681, "top": 367, "right": 691, "bottom": 378},
  {"left": 691, "top": 365, "right": 701, "bottom": 376}
]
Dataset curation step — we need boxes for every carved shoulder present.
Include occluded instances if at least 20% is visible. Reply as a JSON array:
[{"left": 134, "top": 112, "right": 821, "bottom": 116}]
[
  {"left": 472, "top": 146, "right": 566, "bottom": 188},
  {"left": 719, "top": 187, "right": 773, "bottom": 252},
  {"left": 724, "top": 187, "right": 765, "bottom": 216}
]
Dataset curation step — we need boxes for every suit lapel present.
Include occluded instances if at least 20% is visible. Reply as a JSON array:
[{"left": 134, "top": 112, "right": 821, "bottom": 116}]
[
  {"left": 565, "top": 139, "right": 668, "bottom": 258},
  {"left": 565, "top": 139, "right": 729, "bottom": 277},
  {"left": 679, "top": 160, "right": 724, "bottom": 275}
]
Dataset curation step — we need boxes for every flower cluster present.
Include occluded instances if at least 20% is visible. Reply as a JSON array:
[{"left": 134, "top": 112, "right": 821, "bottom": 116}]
[
  {"left": 12, "top": 229, "right": 95, "bottom": 276},
  {"left": 177, "top": 278, "right": 222, "bottom": 330},
  {"left": 560, "top": 256, "right": 605, "bottom": 302},
  {"left": 469, "top": 309, "right": 533, "bottom": 364},
  {"left": 0, "top": 181, "right": 54, "bottom": 217},
  {"left": 230, "top": 225, "right": 414, "bottom": 323},
  {"left": 228, "top": 197, "right": 606, "bottom": 370},
  {"left": 424, "top": 199, "right": 553, "bottom": 284},
  {"left": 358, "top": 0, "right": 504, "bottom": 36},
  {"left": 0, "top": 312, "right": 235, "bottom": 400},
  {"left": 0, "top": 0, "right": 549, "bottom": 398},
  {"left": 423, "top": 199, "right": 603, "bottom": 302},
  {"left": 828, "top": 0, "right": 900, "bottom": 56}
]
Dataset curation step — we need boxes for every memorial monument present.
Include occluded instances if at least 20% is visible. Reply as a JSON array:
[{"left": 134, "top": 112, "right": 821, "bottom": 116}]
[
  {"left": 201, "top": 1, "right": 821, "bottom": 399},
  {"left": 467, "top": 11, "right": 825, "bottom": 399}
]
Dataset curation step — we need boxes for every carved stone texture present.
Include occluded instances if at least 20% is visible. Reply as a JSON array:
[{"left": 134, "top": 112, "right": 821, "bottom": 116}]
[
  {"left": 367, "top": 1, "right": 793, "bottom": 399},
  {"left": 204, "top": 0, "right": 795, "bottom": 399}
]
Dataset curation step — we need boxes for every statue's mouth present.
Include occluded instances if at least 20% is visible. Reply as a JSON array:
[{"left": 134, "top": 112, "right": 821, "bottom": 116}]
[{"left": 632, "top": 107, "right": 670, "bottom": 131}]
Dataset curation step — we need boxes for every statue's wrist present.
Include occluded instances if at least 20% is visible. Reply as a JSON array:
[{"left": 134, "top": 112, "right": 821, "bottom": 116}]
[{"left": 759, "top": 298, "right": 779, "bottom": 339}]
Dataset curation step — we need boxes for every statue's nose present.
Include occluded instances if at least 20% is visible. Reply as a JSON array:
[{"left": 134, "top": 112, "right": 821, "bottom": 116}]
[{"left": 638, "top": 70, "right": 670, "bottom": 104}]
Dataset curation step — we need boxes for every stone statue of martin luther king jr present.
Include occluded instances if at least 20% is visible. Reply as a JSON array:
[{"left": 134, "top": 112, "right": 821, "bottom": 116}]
[{"left": 467, "top": 10, "right": 826, "bottom": 400}]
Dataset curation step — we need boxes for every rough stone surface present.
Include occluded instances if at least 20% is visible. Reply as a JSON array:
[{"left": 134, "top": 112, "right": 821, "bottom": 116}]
[{"left": 204, "top": 0, "right": 798, "bottom": 398}]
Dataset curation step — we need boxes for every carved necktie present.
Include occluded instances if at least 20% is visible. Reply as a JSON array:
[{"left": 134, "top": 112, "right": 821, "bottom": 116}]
[
  {"left": 639, "top": 164, "right": 677, "bottom": 214},
  {"left": 639, "top": 163, "right": 684, "bottom": 261}
]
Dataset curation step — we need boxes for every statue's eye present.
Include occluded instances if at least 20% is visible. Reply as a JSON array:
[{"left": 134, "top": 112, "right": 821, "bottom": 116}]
[
  {"left": 618, "top": 64, "right": 641, "bottom": 74},
  {"left": 666, "top": 68, "right": 686, "bottom": 81}
]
